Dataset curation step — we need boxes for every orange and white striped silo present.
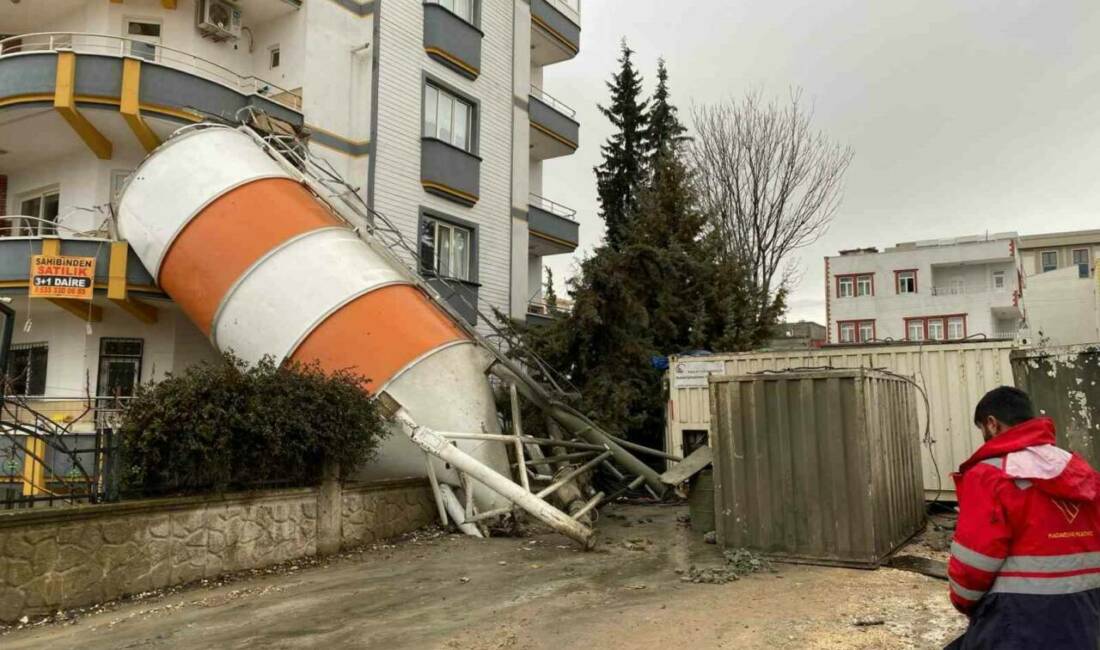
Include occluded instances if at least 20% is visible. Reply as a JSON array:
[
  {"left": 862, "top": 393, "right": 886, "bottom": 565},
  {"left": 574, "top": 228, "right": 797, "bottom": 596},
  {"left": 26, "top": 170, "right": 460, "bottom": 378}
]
[{"left": 116, "top": 126, "right": 509, "bottom": 511}]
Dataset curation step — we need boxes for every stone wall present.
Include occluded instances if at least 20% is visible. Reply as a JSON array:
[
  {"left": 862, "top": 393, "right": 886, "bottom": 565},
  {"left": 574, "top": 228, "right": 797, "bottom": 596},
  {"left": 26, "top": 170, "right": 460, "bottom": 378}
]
[{"left": 0, "top": 478, "right": 433, "bottom": 623}]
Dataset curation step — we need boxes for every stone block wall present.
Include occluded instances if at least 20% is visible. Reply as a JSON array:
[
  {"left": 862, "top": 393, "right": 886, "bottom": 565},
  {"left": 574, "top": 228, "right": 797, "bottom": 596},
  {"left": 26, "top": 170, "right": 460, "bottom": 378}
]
[{"left": 0, "top": 478, "right": 432, "bottom": 622}]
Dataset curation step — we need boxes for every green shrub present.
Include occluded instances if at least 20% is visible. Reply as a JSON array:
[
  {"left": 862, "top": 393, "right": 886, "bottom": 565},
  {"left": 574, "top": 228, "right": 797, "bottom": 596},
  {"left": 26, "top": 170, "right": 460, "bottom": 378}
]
[{"left": 117, "top": 353, "right": 389, "bottom": 496}]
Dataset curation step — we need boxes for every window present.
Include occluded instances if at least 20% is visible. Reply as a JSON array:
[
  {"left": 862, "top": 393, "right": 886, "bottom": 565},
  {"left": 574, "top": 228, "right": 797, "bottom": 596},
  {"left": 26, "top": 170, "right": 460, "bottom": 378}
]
[
  {"left": 992, "top": 271, "right": 1005, "bottom": 290},
  {"left": 269, "top": 46, "right": 281, "bottom": 69},
  {"left": 836, "top": 274, "right": 873, "bottom": 298},
  {"left": 839, "top": 322, "right": 856, "bottom": 343},
  {"left": 419, "top": 217, "right": 473, "bottom": 281},
  {"left": 896, "top": 270, "right": 917, "bottom": 294},
  {"left": 429, "top": 0, "right": 475, "bottom": 23},
  {"left": 424, "top": 83, "right": 474, "bottom": 152},
  {"left": 856, "top": 275, "right": 873, "bottom": 296},
  {"left": 906, "top": 319, "right": 925, "bottom": 341},
  {"left": 947, "top": 316, "right": 966, "bottom": 340},
  {"left": 1041, "top": 251, "right": 1058, "bottom": 273},
  {"left": 1073, "top": 248, "right": 1091, "bottom": 279},
  {"left": 927, "top": 318, "right": 945, "bottom": 341},
  {"left": 858, "top": 321, "right": 875, "bottom": 343},
  {"left": 97, "top": 339, "right": 143, "bottom": 398},
  {"left": 5, "top": 344, "right": 48, "bottom": 396},
  {"left": 837, "top": 276, "right": 854, "bottom": 298},
  {"left": 838, "top": 320, "right": 874, "bottom": 344},
  {"left": 125, "top": 20, "right": 161, "bottom": 62},
  {"left": 12, "top": 190, "right": 61, "bottom": 237}
]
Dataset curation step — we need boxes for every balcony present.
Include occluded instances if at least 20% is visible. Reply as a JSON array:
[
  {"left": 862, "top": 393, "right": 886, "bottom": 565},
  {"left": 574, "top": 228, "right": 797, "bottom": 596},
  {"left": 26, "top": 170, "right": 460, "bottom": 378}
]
[
  {"left": 531, "top": 0, "right": 581, "bottom": 66},
  {"left": 0, "top": 33, "right": 302, "bottom": 165},
  {"left": 528, "top": 194, "right": 579, "bottom": 255},
  {"left": 423, "top": 3, "right": 483, "bottom": 80},
  {"left": 0, "top": 234, "right": 164, "bottom": 324},
  {"left": 928, "top": 283, "right": 1023, "bottom": 320},
  {"left": 529, "top": 86, "right": 579, "bottom": 160},
  {"left": 421, "top": 138, "right": 482, "bottom": 206},
  {"left": 526, "top": 300, "right": 561, "bottom": 328}
]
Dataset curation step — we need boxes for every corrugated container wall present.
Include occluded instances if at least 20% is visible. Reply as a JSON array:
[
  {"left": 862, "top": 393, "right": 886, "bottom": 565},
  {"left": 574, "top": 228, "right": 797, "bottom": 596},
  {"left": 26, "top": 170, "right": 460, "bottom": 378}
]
[
  {"left": 667, "top": 341, "right": 1017, "bottom": 499},
  {"left": 709, "top": 370, "right": 925, "bottom": 568},
  {"left": 1012, "top": 345, "right": 1100, "bottom": 468}
]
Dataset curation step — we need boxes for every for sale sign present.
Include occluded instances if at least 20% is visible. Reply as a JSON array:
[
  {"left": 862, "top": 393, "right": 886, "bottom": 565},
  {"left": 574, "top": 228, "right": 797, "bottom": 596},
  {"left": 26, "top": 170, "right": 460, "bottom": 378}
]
[{"left": 29, "top": 255, "right": 96, "bottom": 300}]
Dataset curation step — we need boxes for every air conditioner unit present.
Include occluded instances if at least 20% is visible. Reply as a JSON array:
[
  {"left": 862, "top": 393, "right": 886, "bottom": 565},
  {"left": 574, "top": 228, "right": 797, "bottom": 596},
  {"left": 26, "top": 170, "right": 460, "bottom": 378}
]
[{"left": 198, "top": 0, "right": 242, "bottom": 41}]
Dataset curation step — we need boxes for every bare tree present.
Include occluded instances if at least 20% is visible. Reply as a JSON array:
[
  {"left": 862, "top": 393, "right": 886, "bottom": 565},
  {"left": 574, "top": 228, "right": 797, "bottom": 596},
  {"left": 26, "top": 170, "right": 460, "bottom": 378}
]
[{"left": 691, "top": 90, "right": 853, "bottom": 322}]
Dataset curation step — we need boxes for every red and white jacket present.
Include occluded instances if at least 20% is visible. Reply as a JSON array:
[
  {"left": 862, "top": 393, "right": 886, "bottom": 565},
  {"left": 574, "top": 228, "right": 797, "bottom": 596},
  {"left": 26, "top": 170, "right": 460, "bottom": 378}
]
[{"left": 948, "top": 417, "right": 1100, "bottom": 649}]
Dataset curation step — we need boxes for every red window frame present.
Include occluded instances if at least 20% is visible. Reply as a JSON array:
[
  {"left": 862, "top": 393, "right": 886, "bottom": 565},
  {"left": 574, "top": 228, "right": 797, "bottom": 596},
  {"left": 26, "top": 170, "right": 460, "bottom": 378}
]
[
  {"left": 903, "top": 314, "right": 968, "bottom": 341},
  {"left": 894, "top": 269, "right": 918, "bottom": 294},
  {"left": 835, "top": 273, "right": 875, "bottom": 298},
  {"left": 837, "top": 319, "right": 876, "bottom": 343}
]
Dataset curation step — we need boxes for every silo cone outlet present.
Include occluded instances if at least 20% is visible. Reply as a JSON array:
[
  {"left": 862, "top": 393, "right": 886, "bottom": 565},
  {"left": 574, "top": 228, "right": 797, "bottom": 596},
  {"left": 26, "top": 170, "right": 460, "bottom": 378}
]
[{"left": 116, "top": 126, "right": 510, "bottom": 513}]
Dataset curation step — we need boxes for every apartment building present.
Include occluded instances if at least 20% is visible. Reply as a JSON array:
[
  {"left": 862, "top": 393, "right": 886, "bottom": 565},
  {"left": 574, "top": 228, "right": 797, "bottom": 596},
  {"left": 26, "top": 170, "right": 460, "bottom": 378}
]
[
  {"left": 1018, "top": 229, "right": 1100, "bottom": 345},
  {"left": 825, "top": 233, "right": 1024, "bottom": 344},
  {"left": 0, "top": 0, "right": 582, "bottom": 405}
]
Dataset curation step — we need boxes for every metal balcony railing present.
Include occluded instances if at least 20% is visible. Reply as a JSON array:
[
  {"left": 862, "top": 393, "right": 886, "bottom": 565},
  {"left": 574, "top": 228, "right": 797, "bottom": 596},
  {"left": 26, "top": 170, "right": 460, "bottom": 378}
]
[
  {"left": 0, "top": 32, "right": 302, "bottom": 112},
  {"left": 930, "top": 284, "right": 1010, "bottom": 296},
  {"left": 545, "top": 0, "right": 581, "bottom": 23},
  {"left": 528, "top": 193, "right": 578, "bottom": 222},
  {"left": 0, "top": 214, "right": 112, "bottom": 240},
  {"left": 530, "top": 85, "right": 576, "bottom": 119}
]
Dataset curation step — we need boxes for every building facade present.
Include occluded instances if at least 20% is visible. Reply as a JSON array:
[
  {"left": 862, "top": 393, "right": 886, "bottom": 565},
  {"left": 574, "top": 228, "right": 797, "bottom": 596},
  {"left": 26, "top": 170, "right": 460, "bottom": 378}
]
[
  {"left": 0, "top": 0, "right": 581, "bottom": 405},
  {"left": 1018, "top": 229, "right": 1100, "bottom": 345},
  {"left": 825, "top": 233, "right": 1024, "bottom": 345},
  {"left": 766, "top": 321, "right": 826, "bottom": 350}
]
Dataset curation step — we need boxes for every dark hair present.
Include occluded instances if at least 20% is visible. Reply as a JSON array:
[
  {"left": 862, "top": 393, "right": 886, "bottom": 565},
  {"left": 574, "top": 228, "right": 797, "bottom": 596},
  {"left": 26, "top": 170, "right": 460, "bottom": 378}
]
[{"left": 974, "top": 386, "right": 1035, "bottom": 427}]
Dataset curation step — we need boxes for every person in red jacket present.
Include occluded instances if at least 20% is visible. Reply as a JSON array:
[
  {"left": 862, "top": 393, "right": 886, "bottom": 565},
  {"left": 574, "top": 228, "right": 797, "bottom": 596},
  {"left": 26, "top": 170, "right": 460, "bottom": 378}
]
[{"left": 946, "top": 386, "right": 1100, "bottom": 649}]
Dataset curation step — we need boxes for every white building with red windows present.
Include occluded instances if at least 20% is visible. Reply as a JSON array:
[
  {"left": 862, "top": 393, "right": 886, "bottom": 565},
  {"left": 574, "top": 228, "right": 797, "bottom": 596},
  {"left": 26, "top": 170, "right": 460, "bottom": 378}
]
[{"left": 824, "top": 233, "right": 1024, "bottom": 345}]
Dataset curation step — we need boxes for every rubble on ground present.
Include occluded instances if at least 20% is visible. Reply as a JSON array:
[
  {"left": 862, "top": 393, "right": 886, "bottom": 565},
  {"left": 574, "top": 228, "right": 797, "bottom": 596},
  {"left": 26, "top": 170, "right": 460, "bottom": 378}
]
[{"left": 679, "top": 548, "right": 775, "bottom": 584}]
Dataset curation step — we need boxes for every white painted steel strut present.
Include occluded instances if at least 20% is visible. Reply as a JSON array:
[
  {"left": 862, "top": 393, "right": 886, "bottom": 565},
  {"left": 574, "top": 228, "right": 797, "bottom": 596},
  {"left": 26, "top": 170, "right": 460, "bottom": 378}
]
[{"left": 379, "top": 393, "right": 597, "bottom": 549}]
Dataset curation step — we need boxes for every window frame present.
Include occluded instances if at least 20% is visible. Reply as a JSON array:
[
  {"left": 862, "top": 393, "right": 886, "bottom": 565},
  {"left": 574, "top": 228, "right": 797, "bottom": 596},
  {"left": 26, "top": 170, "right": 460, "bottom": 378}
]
[
  {"left": 96, "top": 338, "right": 144, "bottom": 398},
  {"left": 837, "top": 319, "right": 875, "bottom": 344},
  {"left": 123, "top": 17, "right": 162, "bottom": 62},
  {"left": 1040, "top": 250, "right": 1058, "bottom": 273},
  {"left": 422, "top": 79, "right": 478, "bottom": 154},
  {"left": 1072, "top": 248, "right": 1091, "bottom": 279},
  {"left": 5, "top": 343, "right": 48, "bottom": 396},
  {"left": 894, "top": 269, "right": 918, "bottom": 294},
  {"left": 947, "top": 316, "right": 967, "bottom": 341},
  {"left": 418, "top": 210, "right": 479, "bottom": 284},
  {"left": 905, "top": 319, "right": 926, "bottom": 341},
  {"left": 992, "top": 270, "right": 1006, "bottom": 290},
  {"left": 14, "top": 187, "right": 61, "bottom": 237},
  {"left": 269, "top": 45, "right": 281, "bottom": 69},
  {"left": 835, "top": 273, "right": 873, "bottom": 298},
  {"left": 427, "top": 0, "right": 479, "bottom": 26}
]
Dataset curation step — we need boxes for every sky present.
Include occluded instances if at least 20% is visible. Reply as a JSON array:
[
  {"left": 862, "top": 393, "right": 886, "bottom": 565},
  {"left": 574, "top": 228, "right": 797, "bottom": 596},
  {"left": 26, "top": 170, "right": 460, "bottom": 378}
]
[{"left": 540, "top": 0, "right": 1100, "bottom": 324}]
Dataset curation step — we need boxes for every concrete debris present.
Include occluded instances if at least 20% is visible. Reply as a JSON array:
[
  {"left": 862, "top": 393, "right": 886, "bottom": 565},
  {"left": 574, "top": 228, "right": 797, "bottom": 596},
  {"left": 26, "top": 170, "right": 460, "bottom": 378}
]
[
  {"left": 703, "top": 531, "right": 717, "bottom": 544},
  {"left": 679, "top": 548, "right": 775, "bottom": 584}
]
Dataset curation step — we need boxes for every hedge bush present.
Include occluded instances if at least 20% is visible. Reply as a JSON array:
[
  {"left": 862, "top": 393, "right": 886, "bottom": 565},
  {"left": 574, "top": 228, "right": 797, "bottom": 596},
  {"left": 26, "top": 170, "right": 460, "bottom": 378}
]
[{"left": 117, "top": 353, "right": 389, "bottom": 496}]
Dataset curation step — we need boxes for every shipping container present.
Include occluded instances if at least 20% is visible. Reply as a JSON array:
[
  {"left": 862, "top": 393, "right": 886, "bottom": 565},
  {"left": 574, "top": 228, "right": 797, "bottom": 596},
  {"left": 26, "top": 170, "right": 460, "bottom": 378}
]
[
  {"left": 667, "top": 340, "right": 1017, "bottom": 500},
  {"left": 1012, "top": 345, "right": 1100, "bottom": 468},
  {"left": 709, "top": 369, "right": 925, "bottom": 568}
]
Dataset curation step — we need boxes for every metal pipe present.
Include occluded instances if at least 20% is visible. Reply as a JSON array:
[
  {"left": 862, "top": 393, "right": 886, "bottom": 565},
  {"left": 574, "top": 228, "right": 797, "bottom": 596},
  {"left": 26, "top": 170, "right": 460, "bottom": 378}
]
[
  {"left": 424, "top": 455, "right": 449, "bottom": 527},
  {"left": 490, "top": 364, "right": 666, "bottom": 497},
  {"left": 537, "top": 451, "right": 612, "bottom": 499},
  {"left": 438, "top": 484, "right": 483, "bottom": 538},
  {"left": 383, "top": 397, "right": 595, "bottom": 548},
  {"left": 606, "top": 434, "right": 682, "bottom": 462},
  {"left": 571, "top": 492, "right": 605, "bottom": 521},
  {"left": 513, "top": 450, "right": 598, "bottom": 467},
  {"left": 435, "top": 432, "right": 605, "bottom": 451},
  {"left": 509, "top": 384, "right": 531, "bottom": 493}
]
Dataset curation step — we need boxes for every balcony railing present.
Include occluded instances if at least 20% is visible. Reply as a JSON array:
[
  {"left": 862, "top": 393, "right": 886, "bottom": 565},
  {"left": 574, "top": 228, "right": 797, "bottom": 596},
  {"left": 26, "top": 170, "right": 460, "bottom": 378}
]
[
  {"left": 530, "top": 85, "right": 576, "bottom": 119},
  {"left": 0, "top": 32, "right": 302, "bottom": 111},
  {"left": 529, "top": 193, "right": 577, "bottom": 222},
  {"left": 930, "top": 284, "right": 1010, "bottom": 296},
  {"left": 0, "top": 214, "right": 111, "bottom": 240},
  {"left": 545, "top": 0, "right": 581, "bottom": 23}
]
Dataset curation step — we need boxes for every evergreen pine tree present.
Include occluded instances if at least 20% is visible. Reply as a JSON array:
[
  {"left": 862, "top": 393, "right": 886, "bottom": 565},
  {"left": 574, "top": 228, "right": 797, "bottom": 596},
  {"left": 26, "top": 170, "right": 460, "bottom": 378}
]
[
  {"left": 594, "top": 40, "right": 649, "bottom": 251},
  {"left": 645, "top": 59, "right": 689, "bottom": 168}
]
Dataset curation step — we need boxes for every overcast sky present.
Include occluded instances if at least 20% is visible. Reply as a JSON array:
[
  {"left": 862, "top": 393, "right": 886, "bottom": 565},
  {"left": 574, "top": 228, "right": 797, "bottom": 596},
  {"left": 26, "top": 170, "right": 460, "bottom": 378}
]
[{"left": 541, "top": 0, "right": 1100, "bottom": 324}]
